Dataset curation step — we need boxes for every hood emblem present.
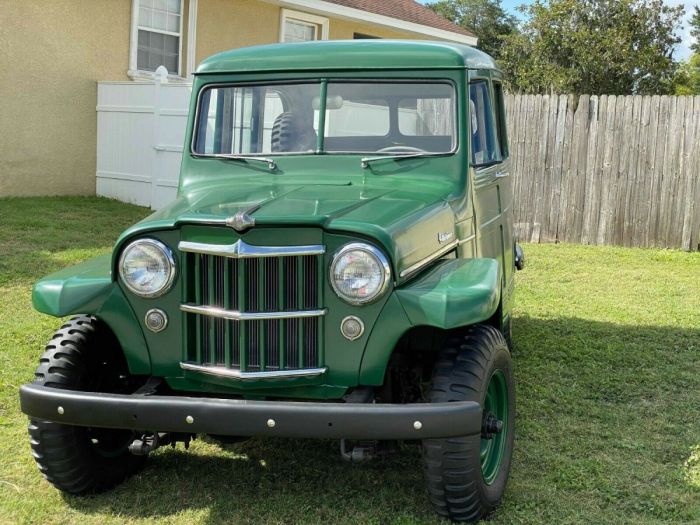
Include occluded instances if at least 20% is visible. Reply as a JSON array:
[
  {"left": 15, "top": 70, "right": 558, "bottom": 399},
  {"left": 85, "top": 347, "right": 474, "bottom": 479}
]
[
  {"left": 226, "top": 205, "right": 259, "bottom": 232},
  {"left": 437, "top": 231, "right": 454, "bottom": 244}
]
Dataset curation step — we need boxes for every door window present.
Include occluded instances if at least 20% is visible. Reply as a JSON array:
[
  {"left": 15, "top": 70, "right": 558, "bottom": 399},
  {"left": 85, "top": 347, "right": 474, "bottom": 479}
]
[{"left": 469, "top": 81, "right": 500, "bottom": 166}]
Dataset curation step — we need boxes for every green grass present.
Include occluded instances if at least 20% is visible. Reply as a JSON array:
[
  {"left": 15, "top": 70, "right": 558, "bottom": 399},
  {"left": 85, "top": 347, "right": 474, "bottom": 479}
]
[{"left": 1, "top": 197, "right": 698, "bottom": 524}]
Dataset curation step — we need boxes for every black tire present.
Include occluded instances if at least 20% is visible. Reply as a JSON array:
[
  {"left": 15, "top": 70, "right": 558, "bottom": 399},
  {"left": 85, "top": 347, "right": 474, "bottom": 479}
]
[
  {"left": 271, "top": 112, "right": 316, "bottom": 152},
  {"left": 28, "top": 315, "right": 145, "bottom": 494},
  {"left": 422, "top": 325, "right": 515, "bottom": 523}
]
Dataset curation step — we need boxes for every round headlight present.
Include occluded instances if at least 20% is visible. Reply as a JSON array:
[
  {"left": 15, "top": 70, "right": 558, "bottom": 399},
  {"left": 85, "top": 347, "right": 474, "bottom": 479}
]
[
  {"left": 119, "top": 239, "right": 176, "bottom": 298},
  {"left": 330, "top": 243, "right": 391, "bottom": 305}
]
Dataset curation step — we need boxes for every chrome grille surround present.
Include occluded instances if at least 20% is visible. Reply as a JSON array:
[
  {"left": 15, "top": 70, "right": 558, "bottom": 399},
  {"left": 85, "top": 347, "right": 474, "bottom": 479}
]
[{"left": 179, "top": 239, "right": 326, "bottom": 380}]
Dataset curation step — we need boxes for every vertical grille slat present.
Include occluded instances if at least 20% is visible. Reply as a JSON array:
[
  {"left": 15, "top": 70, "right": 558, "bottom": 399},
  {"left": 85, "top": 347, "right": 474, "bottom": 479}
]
[{"left": 183, "top": 241, "right": 324, "bottom": 375}]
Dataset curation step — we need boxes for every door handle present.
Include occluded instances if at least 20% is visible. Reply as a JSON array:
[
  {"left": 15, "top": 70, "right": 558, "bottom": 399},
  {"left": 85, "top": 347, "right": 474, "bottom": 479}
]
[{"left": 494, "top": 171, "right": 509, "bottom": 178}]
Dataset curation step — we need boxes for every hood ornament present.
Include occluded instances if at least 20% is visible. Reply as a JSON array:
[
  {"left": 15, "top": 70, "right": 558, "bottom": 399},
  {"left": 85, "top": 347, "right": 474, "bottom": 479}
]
[{"left": 226, "top": 204, "right": 260, "bottom": 232}]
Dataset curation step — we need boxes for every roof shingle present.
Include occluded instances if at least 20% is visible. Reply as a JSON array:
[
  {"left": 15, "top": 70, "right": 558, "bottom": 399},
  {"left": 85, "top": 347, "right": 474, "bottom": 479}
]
[{"left": 324, "top": 0, "right": 475, "bottom": 38}]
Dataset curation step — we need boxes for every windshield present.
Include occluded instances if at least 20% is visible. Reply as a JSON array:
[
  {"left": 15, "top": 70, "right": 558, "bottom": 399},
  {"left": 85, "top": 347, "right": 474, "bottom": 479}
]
[{"left": 192, "top": 81, "right": 456, "bottom": 156}]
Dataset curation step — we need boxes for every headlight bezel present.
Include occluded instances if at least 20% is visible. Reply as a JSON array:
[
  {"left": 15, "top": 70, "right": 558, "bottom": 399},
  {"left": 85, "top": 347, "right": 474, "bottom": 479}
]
[
  {"left": 118, "top": 238, "right": 176, "bottom": 298},
  {"left": 329, "top": 242, "right": 391, "bottom": 305}
]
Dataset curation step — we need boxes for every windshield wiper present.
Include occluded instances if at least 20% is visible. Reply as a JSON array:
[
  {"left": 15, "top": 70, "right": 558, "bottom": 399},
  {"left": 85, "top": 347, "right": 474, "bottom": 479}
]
[
  {"left": 208, "top": 154, "right": 277, "bottom": 171},
  {"left": 360, "top": 153, "right": 436, "bottom": 169}
]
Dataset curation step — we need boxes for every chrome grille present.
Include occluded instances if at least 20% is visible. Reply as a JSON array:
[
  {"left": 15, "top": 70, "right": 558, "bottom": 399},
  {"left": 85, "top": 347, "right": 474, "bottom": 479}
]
[{"left": 179, "top": 239, "right": 325, "bottom": 378}]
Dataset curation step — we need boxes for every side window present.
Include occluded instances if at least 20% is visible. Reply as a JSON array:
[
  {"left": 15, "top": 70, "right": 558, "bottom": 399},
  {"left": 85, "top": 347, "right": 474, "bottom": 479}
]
[
  {"left": 469, "top": 80, "right": 500, "bottom": 166},
  {"left": 493, "top": 81, "right": 508, "bottom": 159}
]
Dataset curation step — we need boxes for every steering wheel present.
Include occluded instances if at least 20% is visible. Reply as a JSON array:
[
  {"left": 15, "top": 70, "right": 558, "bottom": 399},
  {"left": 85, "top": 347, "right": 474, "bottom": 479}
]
[{"left": 376, "top": 145, "right": 427, "bottom": 153}]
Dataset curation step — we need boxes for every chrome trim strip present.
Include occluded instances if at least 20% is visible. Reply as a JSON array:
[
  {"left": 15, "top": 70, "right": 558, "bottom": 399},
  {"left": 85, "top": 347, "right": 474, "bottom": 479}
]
[
  {"left": 180, "top": 362, "right": 328, "bottom": 380},
  {"left": 178, "top": 239, "right": 325, "bottom": 258},
  {"left": 180, "top": 304, "right": 327, "bottom": 320},
  {"left": 458, "top": 234, "right": 476, "bottom": 245},
  {"left": 399, "top": 240, "right": 459, "bottom": 278}
]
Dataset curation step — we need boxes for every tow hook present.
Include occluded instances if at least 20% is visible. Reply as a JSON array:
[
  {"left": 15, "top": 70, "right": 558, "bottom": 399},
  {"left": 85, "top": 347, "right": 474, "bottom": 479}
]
[
  {"left": 340, "top": 439, "right": 394, "bottom": 462},
  {"left": 481, "top": 411, "right": 503, "bottom": 440},
  {"left": 128, "top": 432, "right": 194, "bottom": 455}
]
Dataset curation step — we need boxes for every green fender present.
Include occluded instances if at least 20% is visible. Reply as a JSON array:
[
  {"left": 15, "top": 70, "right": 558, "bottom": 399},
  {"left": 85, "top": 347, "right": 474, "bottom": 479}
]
[
  {"left": 359, "top": 258, "right": 500, "bottom": 385},
  {"left": 395, "top": 258, "right": 500, "bottom": 328},
  {"left": 32, "top": 254, "right": 151, "bottom": 374}
]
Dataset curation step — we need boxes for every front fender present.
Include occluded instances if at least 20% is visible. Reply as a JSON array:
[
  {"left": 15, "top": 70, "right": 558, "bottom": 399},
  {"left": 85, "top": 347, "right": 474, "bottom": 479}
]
[
  {"left": 32, "top": 254, "right": 114, "bottom": 316},
  {"left": 32, "top": 254, "right": 151, "bottom": 374},
  {"left": 395, "top": 258, "right": 500, "bottom": 329},
  {"left": 359, "top": 258, "right": 500, "bottom": 385}
]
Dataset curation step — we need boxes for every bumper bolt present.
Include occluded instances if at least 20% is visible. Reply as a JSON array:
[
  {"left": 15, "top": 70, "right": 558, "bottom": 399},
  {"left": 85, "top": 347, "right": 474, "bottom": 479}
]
[
  {"left": 57, "top": 406, "right": 64, "bottom": 415},
  {"left": 267, "top": 418, "right": 276, "bottom": 428},
  {"left": 185, "top": 415, "right": 194, "bottom": 424},
  {"left": 413, "top": 420, "right": 422, "bottom": 430}
]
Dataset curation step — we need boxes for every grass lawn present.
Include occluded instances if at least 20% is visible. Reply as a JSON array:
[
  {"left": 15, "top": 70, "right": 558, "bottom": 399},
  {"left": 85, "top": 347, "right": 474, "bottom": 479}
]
[{"left": 0, "top": 196, "right": 698, "bottom": 524}]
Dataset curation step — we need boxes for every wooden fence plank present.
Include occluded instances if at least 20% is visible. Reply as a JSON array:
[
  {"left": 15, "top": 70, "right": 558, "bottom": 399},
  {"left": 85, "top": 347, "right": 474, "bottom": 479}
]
[{"left": 504, "top": 94, "right": 698, "bottom": 251}]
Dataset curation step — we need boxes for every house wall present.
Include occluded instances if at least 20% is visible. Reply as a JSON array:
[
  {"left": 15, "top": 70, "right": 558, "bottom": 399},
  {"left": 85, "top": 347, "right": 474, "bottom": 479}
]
[
  {"left": 0, "top": 1, "right": 131, "bottom": 197},
  {"left": 0, "top": 0, "right": 191, "bottom": 197},
  {"left": 328, "top": 17, "right": 428, "bottom": 40},
  {"left": 195, "top": 0, "right": 281, "bottom": 64},
  {"left": 0, "top": 0, "right": 448, "bottom": 198}
]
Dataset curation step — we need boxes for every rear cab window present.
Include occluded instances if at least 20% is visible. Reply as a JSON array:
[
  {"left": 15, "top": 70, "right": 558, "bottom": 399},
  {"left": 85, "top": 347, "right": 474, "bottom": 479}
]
[{"left": 469, "top": 80, "right": 502, "bottom": 167}]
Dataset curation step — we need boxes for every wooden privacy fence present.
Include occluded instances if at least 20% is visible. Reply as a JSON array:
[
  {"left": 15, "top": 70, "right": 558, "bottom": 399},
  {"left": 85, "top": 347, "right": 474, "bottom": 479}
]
[{"left": 504, "top": 94, "right": 700, "bottom": 251}]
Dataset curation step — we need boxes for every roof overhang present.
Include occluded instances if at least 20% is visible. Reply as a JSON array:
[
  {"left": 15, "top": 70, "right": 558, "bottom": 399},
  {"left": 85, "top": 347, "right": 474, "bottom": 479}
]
[{"left": 261, "top": 0, "right": 478, "bottom": 46}]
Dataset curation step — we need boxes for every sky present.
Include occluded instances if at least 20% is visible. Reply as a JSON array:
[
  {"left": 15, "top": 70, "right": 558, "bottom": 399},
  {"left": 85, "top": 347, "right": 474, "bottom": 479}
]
[{"left": 420, "top": 0, "right": 698, "bottom": 61}]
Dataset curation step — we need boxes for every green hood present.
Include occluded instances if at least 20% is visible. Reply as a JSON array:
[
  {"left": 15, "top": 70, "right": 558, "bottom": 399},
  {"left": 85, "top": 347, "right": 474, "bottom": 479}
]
[{"left": 115, "top": 177, "right": 459, "bottom": 280}]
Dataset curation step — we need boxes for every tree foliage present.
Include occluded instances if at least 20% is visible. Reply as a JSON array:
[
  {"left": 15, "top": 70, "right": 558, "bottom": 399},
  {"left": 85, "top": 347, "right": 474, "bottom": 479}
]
[
  {"left": 499, "top": 0, "right": 685, "bottom": 95},
  {"left": 673, "top": 53, "right": 700, "bottom": 95},
  {"left": 690, "top": 6, "right": 700, "bottom": 55},
  {"left": 427, "top": 0, "right": 518, "bottom": 60}
]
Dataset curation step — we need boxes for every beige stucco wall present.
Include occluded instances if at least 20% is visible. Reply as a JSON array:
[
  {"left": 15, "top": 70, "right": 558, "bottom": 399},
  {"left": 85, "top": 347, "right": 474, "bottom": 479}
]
[
  {"left": 0, "top": 1, "right": 132, "bottom": 197},
  {"left": 195, "top": 1, "right": 427, "bottom": 66},
  {"left": 329, "top": 18, "right": 428, "bottom": 41},
  {"left": 195, "top": 0, "right": 281, "bottom": 65}
]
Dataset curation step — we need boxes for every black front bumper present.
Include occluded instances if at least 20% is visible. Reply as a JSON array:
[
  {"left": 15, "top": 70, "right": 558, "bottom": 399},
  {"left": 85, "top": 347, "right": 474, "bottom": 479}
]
[{"left": 20, "top": 384, "right": 481, "bottom": 440}]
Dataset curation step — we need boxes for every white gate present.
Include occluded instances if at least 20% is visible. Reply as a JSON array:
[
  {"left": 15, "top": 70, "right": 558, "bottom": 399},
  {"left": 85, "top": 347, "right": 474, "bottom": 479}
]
[{"left": 96, "top": 71, "right": 192, "bottom": 210}]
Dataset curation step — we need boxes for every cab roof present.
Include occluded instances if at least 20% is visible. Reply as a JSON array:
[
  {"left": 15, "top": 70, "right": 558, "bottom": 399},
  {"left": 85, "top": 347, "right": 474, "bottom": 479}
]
[{"left": 196, "top": 40, "right": 498, "bottom": 75}]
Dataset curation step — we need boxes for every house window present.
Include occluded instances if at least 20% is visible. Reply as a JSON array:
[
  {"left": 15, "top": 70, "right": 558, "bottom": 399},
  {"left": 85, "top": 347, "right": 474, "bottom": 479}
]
[
  {"left": 130, "top": 0, "right": 183, "bottom": 76},
  {"left": 279, "top": 9, "right": 329, "bottom": 43}
]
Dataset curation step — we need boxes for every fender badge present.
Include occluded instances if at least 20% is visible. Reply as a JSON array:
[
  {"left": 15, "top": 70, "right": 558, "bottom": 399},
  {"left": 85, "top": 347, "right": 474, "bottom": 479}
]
[
  {"left": 226, "top": 205, "right": 260, "bottom": 232},
  {"left": 437, "top": 231, "right": 454, "bottom": 243}
]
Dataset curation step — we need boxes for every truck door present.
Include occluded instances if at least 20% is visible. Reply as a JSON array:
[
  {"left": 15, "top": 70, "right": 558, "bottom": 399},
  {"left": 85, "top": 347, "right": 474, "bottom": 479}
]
[{"left": 469, "top": 75, "right": 515, "bottom": 309}]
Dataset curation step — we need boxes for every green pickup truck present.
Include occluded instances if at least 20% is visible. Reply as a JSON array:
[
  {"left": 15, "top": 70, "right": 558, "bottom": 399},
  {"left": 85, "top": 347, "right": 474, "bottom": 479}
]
[{"left": 20, "top": 40, "right": 523, "bottom": 523}]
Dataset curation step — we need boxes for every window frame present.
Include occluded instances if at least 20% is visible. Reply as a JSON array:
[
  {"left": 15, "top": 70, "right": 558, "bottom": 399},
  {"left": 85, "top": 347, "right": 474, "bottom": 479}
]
[
  {"left": 279, "top": 9, "right": 329, "bottom": 43},
  {"left": 492, "top": 80, "right": 508, "bottom": 159},
  {"left": 468, "top": 77, "right": 502, "bottom": 168},
  {"left": 128, "top": 0, "right": 185, "bottom": 80},
  {"left": 190, "top": 79, "right": 459, "bottom": 158}
]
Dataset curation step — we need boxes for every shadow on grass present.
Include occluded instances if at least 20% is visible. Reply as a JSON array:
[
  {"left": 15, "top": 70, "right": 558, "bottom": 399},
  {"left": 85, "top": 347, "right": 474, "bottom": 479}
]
[
  {"left": 58, "top": 316, "right": 699, "bottom": 524},
  {"left": 64, "top": 438, "right": 433, "bottom": 524}
]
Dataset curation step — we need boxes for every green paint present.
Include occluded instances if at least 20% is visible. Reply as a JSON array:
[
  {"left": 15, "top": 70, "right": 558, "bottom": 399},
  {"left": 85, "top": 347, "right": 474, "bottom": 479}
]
[
  {"left": 196, "top": 40, "right": 497, "bottom": 74},
  {"left": 31, "top": 40, "right": 515, "bottom": 399},
  {"left": 395, "top": 259, "right": 500, "bottom": 329},
  {"left": 32, "top": 254, "right": 113, "bottom": 316}
]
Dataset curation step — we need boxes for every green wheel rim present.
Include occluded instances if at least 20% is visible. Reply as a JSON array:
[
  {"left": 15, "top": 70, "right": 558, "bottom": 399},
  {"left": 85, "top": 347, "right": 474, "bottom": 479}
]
[{"left": 480, "top": 369, "right": 508, "bottom": 485}]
